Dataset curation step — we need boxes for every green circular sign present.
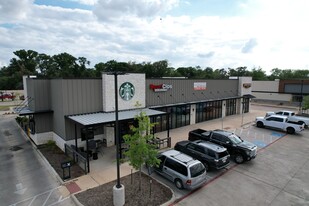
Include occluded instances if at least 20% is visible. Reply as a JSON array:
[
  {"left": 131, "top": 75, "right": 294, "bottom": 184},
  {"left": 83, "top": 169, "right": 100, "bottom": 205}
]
[{"left": 119, "top": 82, "right": 135, "bottom": 101}]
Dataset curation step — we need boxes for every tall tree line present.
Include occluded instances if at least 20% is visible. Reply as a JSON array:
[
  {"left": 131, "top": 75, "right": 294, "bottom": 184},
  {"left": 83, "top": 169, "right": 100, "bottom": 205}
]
[{"left": 1, "top": 49, "right": 309, "bottom": 90}]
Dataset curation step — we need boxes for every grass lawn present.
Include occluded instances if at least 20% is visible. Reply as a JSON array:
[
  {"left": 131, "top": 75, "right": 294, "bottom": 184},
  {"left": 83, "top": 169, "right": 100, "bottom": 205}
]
[{"left": 0, "top": 105, "right": 10, "bottom": 111}]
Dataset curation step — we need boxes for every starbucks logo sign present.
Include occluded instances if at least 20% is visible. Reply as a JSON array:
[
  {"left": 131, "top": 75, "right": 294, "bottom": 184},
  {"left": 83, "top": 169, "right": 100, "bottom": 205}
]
[{"left": 119, "top": 82, "right": 135, "bottom": 101}]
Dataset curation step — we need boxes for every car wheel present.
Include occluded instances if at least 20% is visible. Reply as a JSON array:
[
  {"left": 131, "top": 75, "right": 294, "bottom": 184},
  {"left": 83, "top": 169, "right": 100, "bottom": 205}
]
[
  {"left": 287, "top": 127, "right": 295, "bottom": 134},
  {"left": 174, "top": 179, "right": 183, "bottom": 189},
  {"left": 257, "top": 121, "right": 264, "bottom": 128},
  {"left": 234, "top": 154, "right": 244, "bottom": 164}
]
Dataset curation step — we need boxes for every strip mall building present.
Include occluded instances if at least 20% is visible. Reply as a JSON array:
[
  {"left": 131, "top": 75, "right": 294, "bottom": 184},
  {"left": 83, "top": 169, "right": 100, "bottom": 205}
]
[{"left": 18, "top": 74, "right": 253, "bottom": 151}]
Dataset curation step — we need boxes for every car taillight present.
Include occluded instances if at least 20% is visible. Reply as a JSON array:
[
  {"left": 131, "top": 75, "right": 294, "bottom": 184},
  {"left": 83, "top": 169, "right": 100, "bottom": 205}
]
[{"left": 186, "top": 180, "right": 192, "bottom": 185}]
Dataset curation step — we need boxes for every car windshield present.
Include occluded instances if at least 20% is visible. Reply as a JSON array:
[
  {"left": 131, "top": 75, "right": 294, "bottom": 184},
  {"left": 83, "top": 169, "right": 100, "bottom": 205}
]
[
  {"left": 190, "top": 163, "right": 206, "bottom": 178},
  {"left": 228, "top": 134, "right": 243, "bottom": 144}
]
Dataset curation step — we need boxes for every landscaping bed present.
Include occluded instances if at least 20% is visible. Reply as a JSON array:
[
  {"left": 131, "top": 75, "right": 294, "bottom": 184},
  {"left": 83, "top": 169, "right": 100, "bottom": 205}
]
[
  {"left": 38, "top": 142, "right": 85, "bottom": 180},
  {"left": 75, "top": 172, "right": 173, "bottom": 206}
]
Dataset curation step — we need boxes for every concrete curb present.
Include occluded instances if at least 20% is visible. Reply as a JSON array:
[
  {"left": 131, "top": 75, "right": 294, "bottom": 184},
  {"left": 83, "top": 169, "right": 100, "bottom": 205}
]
[
  {"left": 251, "top": 102, "right": 298, "bottom": 110},
  {"left": 71, "top": 194, "right": 84, "bottom": 206}
]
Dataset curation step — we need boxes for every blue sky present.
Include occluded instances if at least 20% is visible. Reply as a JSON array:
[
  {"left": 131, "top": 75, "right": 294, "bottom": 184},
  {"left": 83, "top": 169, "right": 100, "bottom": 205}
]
[{"left": 1, "top": 0, "right": 309, "bottom": 73}]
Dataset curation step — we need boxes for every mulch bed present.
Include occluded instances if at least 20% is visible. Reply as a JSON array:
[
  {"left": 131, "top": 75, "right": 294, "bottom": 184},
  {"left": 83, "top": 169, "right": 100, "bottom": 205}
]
[
  {"left": 75, "top": 172, "right": 173, "bottom": 206},
  {"left": 38, "top": 144, "right": 85, "bottom": 180},
  {"left": 39, "top": 144, "right": 174, "bottom": 205}
]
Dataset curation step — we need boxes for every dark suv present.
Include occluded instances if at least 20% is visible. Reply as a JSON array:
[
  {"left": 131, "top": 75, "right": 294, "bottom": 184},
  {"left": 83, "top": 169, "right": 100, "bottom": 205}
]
[
  {"left": 174, "top": 140, "right": 230, "bottom": 171},
  {"left": 189, "top": 129, "right": 257, "bottom": 163}
]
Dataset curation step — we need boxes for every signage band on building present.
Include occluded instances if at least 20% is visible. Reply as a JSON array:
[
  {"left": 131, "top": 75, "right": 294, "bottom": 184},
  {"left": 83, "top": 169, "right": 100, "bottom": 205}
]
[
  {"left": 149, "top": 84, "right": 172, "bottom": 92},
  {"left": 194, "top": 82, "right": 207, "bottom": 90}
]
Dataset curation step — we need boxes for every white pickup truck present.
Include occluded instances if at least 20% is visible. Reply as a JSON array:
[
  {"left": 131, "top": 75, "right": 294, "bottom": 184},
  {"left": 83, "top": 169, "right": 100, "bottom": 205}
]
[
  {"left": 266, "top": 110, "right": 309, "bottom": 127},
  {"left": 255, "top": 115, "right": 305, "bottom": 134}
]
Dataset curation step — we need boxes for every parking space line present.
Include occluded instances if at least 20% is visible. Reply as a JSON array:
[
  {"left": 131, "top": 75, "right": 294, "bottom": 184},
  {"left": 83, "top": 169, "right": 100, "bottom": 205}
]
[
  {"left": 48, "top": 196, "right": 70, "bottom": 206},
  {"left": 8, "top": 186, "right": 62, "bottom": 206},
  {"left": 169, "top": 164, "right": 239, "bottom": 206},
  {"left": 28, "top": 195, "right": 37, "bottom": 206},
  {"left": 42, "top": 190, "right": 53, "bottom": 206},
  {"left": 169, "top": 132, "right": 288, "bottom": 206}
]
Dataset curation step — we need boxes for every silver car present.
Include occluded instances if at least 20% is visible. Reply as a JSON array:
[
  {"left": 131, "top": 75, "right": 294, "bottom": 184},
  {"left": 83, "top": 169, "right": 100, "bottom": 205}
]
[{"left": 154, "top": 149, "right": 207, "bottom": 190}]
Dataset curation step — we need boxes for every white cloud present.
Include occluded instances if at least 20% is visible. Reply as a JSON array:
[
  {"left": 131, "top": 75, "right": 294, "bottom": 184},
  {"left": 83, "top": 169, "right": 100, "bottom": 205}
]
[
  {"left": 1, "top": 0, "right": 309, "bottom": 74},
  {"left": 69, "top": 0, "right": 98, "bottom": 5},
  {"left": 0, "top": 0, "right": 33, "bottom": 23},
  {"left": 93, "top": 0, "right": 179, "bottom": 21}
]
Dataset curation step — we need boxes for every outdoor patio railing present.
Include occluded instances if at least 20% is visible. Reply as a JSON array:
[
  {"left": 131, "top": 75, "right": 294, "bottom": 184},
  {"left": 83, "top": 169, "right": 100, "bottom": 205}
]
[
  {"left": 64, "top": 144, "right": 88, "bottom": 174},
  {"left": 148, "top": 137, "right": 171, "bottom": 149}
]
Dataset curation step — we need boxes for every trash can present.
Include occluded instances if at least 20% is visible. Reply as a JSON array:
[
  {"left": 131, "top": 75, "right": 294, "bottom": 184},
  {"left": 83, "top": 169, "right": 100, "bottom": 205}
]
[
  {"left": 93, "top": 152, "right": 98, "bottom": 160},
  {"left": 61, "top": 161, "right": 71, "bottom": 180}
]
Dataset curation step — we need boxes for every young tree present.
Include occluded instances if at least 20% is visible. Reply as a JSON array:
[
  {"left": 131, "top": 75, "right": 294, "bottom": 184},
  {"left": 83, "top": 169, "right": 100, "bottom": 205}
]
[
  {"left": 123, "top": 110, "right": 160, "bottom": 191},
  {"left": 302, "top": 95, "right": 309, "bottom": 110}
]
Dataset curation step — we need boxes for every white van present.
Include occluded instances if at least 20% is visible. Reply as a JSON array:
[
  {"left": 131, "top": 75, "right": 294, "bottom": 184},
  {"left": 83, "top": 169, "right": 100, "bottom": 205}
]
[{"left": 154, "top": 149, "right": 207, "bottom": 190}]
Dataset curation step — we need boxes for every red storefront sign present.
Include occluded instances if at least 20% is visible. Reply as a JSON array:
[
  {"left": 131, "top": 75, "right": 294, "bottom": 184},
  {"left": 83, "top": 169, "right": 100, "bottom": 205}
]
[{"left": 149, "top": 84, "right": 172, "bottom": 92}]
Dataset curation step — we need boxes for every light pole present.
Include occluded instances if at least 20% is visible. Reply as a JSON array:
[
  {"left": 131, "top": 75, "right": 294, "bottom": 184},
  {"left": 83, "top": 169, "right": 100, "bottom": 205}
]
[
  {"left": 299, "top": 80, "right": 304, "bottom": 111},
  {"left": 114, "top": 72, "right": 121, "bottom": 188},
  {"left": 109, "top": 72, "right": 125, "bottom": 206},
  {"left": 241, "top": 101, "right": 244, "bottom": 126}
]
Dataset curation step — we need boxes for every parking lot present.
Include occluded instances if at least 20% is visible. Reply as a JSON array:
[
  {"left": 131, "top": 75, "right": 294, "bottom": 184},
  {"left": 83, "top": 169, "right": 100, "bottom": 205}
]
[{"left": 151, "top": 105, "right": 309, "bottom": 205}]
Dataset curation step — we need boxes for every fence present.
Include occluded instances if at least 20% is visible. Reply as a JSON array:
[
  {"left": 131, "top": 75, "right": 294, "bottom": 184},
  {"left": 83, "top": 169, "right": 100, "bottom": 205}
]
[
  {"left": 300, "top": 109, "right": 309, "bottom": 116},
  {"left": 149, "top": 137, "right": 171, "bottom": 149},
  {"left": 64, "top": 144, "right": 88, "bottom": 174}
]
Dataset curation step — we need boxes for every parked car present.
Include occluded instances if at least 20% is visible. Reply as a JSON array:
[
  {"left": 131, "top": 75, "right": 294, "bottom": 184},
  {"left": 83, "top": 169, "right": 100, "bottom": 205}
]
[
  {"left": 188, "top": 129, "right": 257, "bottom": 164},
  {"left": 0, "top": 92, "right": 15, "bottom": 101},
  {"left": 174, "top": 140, "right": 230, "bottom": 171},
  {"left": 266, "top": 110, "right": 309, "bottom": 128},
  {"left": 256, "top": 114, "right": 305, "bottom": 134},
  {"left": 153, "top": 149, "right": 207, "bottom": 190}
]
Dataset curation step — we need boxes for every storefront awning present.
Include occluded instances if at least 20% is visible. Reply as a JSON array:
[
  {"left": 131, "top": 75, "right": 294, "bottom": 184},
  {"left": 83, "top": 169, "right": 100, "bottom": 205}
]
[
  {"left": 243, "top": 94, "right": 256, "bottom": 98},
  {"left": 67, "top": 108, "right": 166, "bottom": 126},
  {"left": 14, "top": 107, "right": 53, "bottom": 116}
]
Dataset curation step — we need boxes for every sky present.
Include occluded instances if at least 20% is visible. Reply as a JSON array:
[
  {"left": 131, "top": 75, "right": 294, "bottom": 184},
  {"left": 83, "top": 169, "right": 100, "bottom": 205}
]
[{"left": 1, "top": 0, "right": 309, "bottom": 74}]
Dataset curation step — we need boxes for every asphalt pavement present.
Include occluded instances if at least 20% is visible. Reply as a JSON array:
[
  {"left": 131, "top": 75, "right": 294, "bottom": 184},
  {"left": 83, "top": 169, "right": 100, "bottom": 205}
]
[
  {"left": 0, "top": 114, "right": 76, "bottom": 206},
  {"left": 170, "top": 113, "right": 309, "bottom": 205}
]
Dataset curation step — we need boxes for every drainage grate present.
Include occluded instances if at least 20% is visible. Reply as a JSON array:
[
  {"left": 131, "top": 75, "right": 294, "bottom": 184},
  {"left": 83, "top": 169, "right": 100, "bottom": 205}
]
[
  {"left": 4, "top": 130, "right": 12, "bottom": 136},
  {"left": 10, "top": 146, "right": 23, "bottom": 151}
]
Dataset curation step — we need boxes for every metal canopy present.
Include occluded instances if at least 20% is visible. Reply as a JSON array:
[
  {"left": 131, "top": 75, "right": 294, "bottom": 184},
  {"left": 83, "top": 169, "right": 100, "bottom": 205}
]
[
  {"left": 67, "top": 108, "right": 166, "bottom": 126},
  {"left": 14, "top": 107, "right": 53, "bottom": 116},
  {"left": 243, "top": 94, "right": 256, "bottom": 98}
]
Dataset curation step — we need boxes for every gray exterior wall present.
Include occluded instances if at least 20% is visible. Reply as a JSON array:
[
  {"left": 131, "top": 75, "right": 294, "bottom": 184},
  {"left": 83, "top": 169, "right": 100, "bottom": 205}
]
[
  {"left": 252, "top": 80, "right": 279, "bottom": 92},
  {"left": 27, "top": 79, "right": 51, "bottom": 111},
  {"left": 146, "top": 79, "right": 239, "bottom": 107},
  {"left": 28, "top": 78, "right": 102, "bottom": 141},
  {"left": 60, "top": 79, "right": 102, "bottom": 140},
  {"left": 50, "top": 79, "right": 65, "bottom": 139},
  {"left": 34, "top": 113, "right": 53, "bottom": 133}
]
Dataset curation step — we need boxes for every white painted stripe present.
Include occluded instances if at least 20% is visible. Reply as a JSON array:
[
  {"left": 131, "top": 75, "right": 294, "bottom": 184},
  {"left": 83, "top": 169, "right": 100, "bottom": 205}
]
[
  {"left": 42, "top": 190, "right": 53, "bottom": 206},
  {"left": 27, "top": 196, "right": 36, "bottom": 206},
  {"left": 9, "top": 186, "right": 62, "bottom": 206}
]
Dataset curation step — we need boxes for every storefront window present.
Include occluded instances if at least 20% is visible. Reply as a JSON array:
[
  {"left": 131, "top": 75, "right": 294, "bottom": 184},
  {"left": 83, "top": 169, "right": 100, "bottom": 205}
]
[
  {"left": 196, "top": 100, "right": 222, "bottom": 123},
  {"left": 226, "top": 99, "right": 237, "bottom": 116},
  {"left": 243, "top": 98, "right": 250, "bottom": 113},
  {"left": 151, "top": 105, "right": 191, "bottom": 132}
]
